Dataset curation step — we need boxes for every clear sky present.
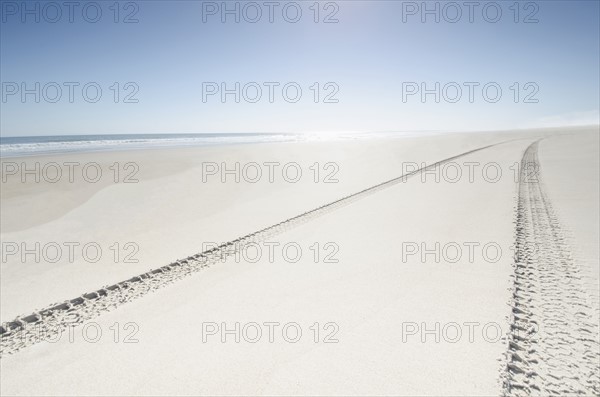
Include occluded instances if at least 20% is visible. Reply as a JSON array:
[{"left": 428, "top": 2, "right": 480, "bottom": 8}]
[{"left": 1, "top": 0, "right": 599, "bottom": 136}]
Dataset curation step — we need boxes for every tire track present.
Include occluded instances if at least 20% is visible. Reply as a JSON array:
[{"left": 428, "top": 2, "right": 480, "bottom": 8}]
[
  {"left": 0, "top": 142, "right": 501, "bottom": 357},
  {"left": 502, "top": 141, "right": 600, "bottom": 396}
]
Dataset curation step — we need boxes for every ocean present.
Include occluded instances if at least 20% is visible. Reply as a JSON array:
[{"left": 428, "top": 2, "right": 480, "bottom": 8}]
[
  {"left": 0, "top": 132, "right": 436, "bottom": 157},
  {"left": 0, "top": 133, "right": 303, "bottom": 157}
]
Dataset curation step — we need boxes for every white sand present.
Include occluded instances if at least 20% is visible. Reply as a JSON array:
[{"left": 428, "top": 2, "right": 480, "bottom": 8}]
[{"left": 1, "top": 128, "right": 598, "bottom": 395}]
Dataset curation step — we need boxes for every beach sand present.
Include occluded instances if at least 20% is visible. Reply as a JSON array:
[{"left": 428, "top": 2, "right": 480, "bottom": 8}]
[{"left": 1, "top": 127, "right": 598, "bottom": 395}]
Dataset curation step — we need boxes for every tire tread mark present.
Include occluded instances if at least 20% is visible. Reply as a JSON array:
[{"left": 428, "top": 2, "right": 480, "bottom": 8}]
[
  {"left": 502, "top": 140, "right": 600, "bottom": 396},
  {"left": 0, "top": 142, "right": 500, "bottom": 357}
]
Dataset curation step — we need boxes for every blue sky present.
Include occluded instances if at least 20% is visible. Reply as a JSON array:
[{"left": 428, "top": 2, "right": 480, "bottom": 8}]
[{"left": 1, "top": 0, "right": 599, "bottom": 136}]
